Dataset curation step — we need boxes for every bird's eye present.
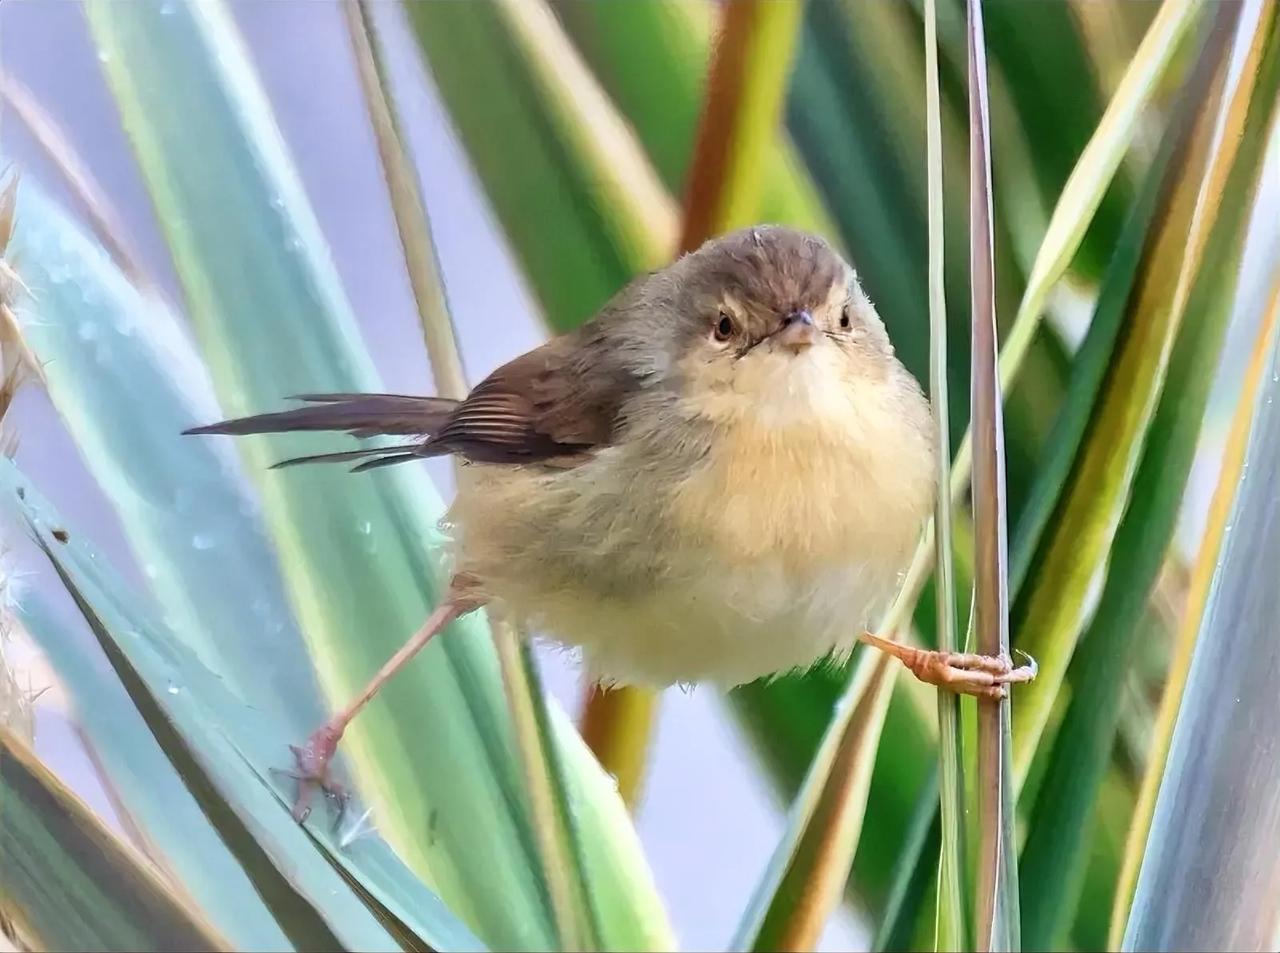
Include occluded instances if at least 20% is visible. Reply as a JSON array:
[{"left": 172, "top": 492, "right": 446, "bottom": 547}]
[
  {"left": 840, "top": 306, "right": 852, "bottom": 329},
  {"left": 714, "top": 312, "right": 736, "bottom": 341}
]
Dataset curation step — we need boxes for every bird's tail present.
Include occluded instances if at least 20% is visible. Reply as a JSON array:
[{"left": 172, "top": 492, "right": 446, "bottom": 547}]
[{"left": 184, "top": 392, "right": 458, "bottom": 470}]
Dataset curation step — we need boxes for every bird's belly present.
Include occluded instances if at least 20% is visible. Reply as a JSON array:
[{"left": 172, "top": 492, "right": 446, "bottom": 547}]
[
  {"left": 526, "top": 553, "right": 903, "bottom": 688},
  {"left": 448, "top": 406, "right": 931, "bottom": 687}
]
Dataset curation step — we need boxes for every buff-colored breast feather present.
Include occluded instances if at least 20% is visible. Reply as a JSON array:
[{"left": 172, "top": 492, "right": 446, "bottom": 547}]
[{"left": 446, "top": 344, "right": 934, "bottom": 688}]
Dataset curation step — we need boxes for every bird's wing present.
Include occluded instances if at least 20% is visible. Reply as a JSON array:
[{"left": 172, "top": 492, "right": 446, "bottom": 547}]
[{"left": 428, "top": 331, "right": 636, "bottom": 466}]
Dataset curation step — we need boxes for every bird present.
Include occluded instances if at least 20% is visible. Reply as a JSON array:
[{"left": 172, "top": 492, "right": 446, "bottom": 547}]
[{"left": 187, "top": 225, "right": 1034, "bottom": 820}]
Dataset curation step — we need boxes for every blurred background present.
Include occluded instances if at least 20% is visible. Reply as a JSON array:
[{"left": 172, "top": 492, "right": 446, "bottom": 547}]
[{"left": 1, "top": 1, "right": 1278, "bottom": 951}]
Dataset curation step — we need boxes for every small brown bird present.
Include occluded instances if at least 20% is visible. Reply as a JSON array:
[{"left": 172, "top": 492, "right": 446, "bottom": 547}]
[{"left": 189, "top": 226, "right": 1033, "bottom": 818}]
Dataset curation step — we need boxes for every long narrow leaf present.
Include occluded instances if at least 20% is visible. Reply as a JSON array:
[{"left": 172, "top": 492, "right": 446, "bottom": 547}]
[
  {"left": 0, "top": 728, "right": 230, "bottom": 953},
  {"left": 8, "top": 177, "right": 327, "bottom": 739},
  {"left": 966, "top": 2, "right": 1019, "bottom": 948},
  {"left": 924, "top": 0, "right": 966, "bottom": 947},
  {"left": 1019, "top": 9, "right": 1278, "bottom": 945},
  {"left": 950, "top": 0, "right": 1205, "bottom": 493},
  {"left": 0, "top": 76, "right": 146, "bottom": 284},
  {"left": 3, "top": 461, "right": 486, "bottom": 952},
  {"left": 1009, "top": 2, "right": 1253, "bottom": 784},
  {"left": 677, "top": 0, "right": 805, "bottom": 245},
  {"left": 344, "top": 0, "right": 467, "bottom": 402},
  {"left": 1113, "top": 239, "right": 1280, "bottom": 949},
  {"left": 548, "top": 0, "right": 835, "bottom": 240},
  {"left": 402, "top": 0, "right": 674, "bottom": 333},
  {"left": 734, "top": 653, "right": 897, "bottom": 951},
  {"left": 1122, "top": 261, "right": 1280, "bottom": 952},
  {"left": 18, "top": 596, "right": 294, "bottom": 952},
  {"left": 7, "top": 169, "right": 503, "bottom": 953}
]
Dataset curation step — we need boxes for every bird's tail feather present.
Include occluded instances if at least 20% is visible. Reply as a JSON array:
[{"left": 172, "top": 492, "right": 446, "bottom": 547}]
[
  {"left": 185, "top": 392, "right": 456, "bottom": 438},
  {"left": 184, "top": 392, "right": 458, "bottom": 471}
]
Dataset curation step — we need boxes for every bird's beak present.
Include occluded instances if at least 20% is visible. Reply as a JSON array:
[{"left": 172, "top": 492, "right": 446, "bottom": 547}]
[{"left": 773, "top": 310, "right": 817, "bottom": 353}]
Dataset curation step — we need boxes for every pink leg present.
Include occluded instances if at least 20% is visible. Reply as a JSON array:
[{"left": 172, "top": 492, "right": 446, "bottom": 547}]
[{"left": 288, "top": 584, "right": 483, "bottom": 821}]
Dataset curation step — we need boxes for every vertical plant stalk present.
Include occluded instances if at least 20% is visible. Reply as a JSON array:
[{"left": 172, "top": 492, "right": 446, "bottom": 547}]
[
  {"left": 1111, "top": 266, "right": 1280, "bottom": 946},
  {"left": 966, "top": 1, "right": 1019, "bottom": 949},
  {"left": 923, "top": 0, "right": 967, "bottom": 949},
  {"left": 346, "top": 6, "right": 600, "bottom": 949},
  {"left": 344, "top": 0, "right": 467, "bottom": 402},
  {"left": 578, "top": 0, "right": 804, "bottom": 809},
  {"left": 495, "top": 630, "right": 598, "bottom": 952}
]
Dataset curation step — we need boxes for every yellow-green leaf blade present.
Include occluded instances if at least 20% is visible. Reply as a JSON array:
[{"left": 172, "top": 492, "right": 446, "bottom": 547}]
[
  {"left": 1113, "top": 228, "right": 1280, "bottom": 950},
  {"left": 734, "top": 654, "right": 898, "bottom": 952},
  {"left": 1009, "top": 1, "right": 1266, "bottom": 784},
  {"left": 1121, "top": 246, "right": 1280, "bottom": 953},
  {"left": 0, "top": 728, "right": 231, "bottom": 953}
]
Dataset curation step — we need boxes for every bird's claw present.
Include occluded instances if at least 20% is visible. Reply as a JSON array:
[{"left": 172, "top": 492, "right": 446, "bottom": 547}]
[
  {"left": 859, "top": 631, "right": 1037, "bottom": 700},
  {"left": 270, "top": 721, "right": 349, "bottom": 827}
]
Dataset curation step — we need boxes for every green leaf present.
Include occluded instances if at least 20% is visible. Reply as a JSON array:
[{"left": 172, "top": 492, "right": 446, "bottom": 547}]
[
  {"left": 344, "top": 0, "right": 467, "bottom": 403},
  {"left": 979, "top": 0, "right": 1132, "bottom": 282},
  {"left": 1116, "top": 84, "right": 1280, "bottom": 953},
  {"left": 1017, "top": 9, "right": 1278, "bottom": 944},
  {"left": 3, "top": 461, "right": 486, "bottom": 952},
  {"left": 1008, "top": 0, "right": 1257, "bottom": 788},
  {"left": 1005, "top": 87, "right": 1186, "bottom": 596},
  {"left": 733, "top": 653, "right": 899, "bottom": 952},
  {"left": 8, "top": 177, "right": 326, "bottom": 739},
  {"left": 547, "top": 0, "right": 836, "bottom": 239},
  {"left": 676, "top": 0, "right": 805, "bottom": 244},
  {"left": 924, "top": 0, "right": 967, "bottom": 946},
  {"left": 950, "top": 0, "right": 1206, "bottom": 505},
  {"left": 7, "top": 173, "right": 492, "bottom": 951},
  {"left": 18, "top": 596, "right": 294, "bottom": 952},
  {"left": 403, "top": 0, "right": 674, "bottom": 333},
  {"left": 1121, "top": 247, "right": 1280, "bottom": 952},
  {"left": 0, "top": 728, "right": 230, "bottom": 953},
  {"left": 85, "top": 2, "right": 669, "bottom": 948},
  {"left": 1108, "top": 305, "right": 1276, "bottom": 949}
]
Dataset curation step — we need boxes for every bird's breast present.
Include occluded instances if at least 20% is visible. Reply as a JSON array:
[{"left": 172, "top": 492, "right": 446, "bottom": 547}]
[{"left": 665, "top": 408, "right": 931, "bottom": 574}]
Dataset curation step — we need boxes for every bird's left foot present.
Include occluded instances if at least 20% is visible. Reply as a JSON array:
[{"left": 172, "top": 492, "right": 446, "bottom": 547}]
[
  {"left": 272, "top": 720, "right": 351, "bottom": 825},
  {"left": 858, "top": 631, "right": 1036, "bottom": 700}
]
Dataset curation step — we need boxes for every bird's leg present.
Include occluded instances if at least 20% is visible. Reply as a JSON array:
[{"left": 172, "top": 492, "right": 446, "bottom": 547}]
[
  {"left": 858, "top": 631, "right": 1036, "bottom": 700},
  {"left": 287, "top": 578, "right": 485, "bottom": 822}
]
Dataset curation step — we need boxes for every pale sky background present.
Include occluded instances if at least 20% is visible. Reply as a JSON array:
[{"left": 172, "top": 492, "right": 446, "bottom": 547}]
[{"left": 0, "top": 2, "right": 862, "bottom": 949}]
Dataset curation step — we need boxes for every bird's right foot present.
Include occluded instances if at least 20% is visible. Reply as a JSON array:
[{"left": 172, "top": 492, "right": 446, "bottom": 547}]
[{"left": 858, "top": 631, "right": 1037, "bottom": 700}]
